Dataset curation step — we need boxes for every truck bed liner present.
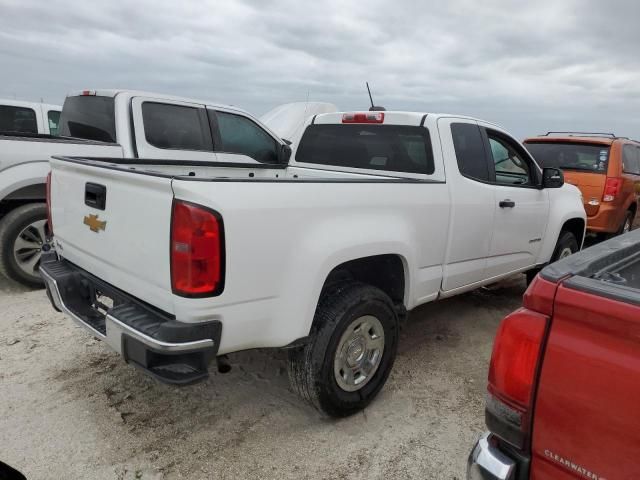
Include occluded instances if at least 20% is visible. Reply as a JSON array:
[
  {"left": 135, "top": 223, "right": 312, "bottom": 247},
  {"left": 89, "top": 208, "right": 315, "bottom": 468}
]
[{"left": 541, "top": 229, "right": 640, "bottom": 304}]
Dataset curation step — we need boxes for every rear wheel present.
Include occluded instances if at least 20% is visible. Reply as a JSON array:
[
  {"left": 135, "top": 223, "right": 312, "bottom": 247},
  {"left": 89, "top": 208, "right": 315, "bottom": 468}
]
[
  {"left": 0, "top": 203, "right": 50, "bottom": 288},
  {"left": 287, "top": 282, "right": 399, "bottom": 417},
  {"left": 619, "top": 211, "right": 634, "bottom": 235}
]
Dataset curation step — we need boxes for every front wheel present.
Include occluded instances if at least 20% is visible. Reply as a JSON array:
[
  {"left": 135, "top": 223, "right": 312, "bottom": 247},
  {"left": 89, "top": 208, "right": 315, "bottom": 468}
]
[
  {"left": 287, "top": 282, "right": 399, "bottom": 417},
  {"left": 550, "top": 231, "right": 579, "bottom": 264},
  {"left": 0, "top": 203, "right": 50, "bottom": 288}
]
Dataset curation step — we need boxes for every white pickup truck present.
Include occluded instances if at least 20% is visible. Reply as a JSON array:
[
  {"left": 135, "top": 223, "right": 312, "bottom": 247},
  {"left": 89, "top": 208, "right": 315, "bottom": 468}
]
[
  {"left": 41, "top": 111, "right": 586, "bottom": 416},
  {"left": 0, "top": 99, "right": 61, "bottom": 135},
  {"left": 0, "top": 90, "right": 290, "bottom": 286}
]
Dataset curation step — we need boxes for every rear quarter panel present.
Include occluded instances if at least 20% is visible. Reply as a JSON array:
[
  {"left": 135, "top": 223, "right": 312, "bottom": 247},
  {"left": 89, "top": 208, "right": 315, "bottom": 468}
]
[
  {"left": 170, "top": 179, "right": 451, "bottom": 354},
  {"left": 531, "top": 284, "right": 640, "bottom": 479}
]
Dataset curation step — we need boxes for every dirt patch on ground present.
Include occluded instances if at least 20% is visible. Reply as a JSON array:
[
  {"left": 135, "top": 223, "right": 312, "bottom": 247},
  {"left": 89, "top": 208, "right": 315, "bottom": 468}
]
[{"left": 0, "top": 274, "right": 524, "bottom": 479}]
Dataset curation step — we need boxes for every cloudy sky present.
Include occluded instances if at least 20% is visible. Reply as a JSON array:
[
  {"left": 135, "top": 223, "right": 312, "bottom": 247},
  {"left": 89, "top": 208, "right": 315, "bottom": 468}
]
[{"left": 1, "top": 0, "right": 639, "bottom": 138}]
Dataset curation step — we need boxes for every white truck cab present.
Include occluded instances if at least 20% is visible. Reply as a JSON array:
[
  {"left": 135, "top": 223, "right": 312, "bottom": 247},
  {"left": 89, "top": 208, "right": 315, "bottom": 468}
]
[
  {"left": 0, "top": 99, "right": 61, "bottom": 136},
  {"left": 0, "top": 90, "right": 289, "bottom": 287},
  {"left": 41, "top": 110, "right": 585, "bottom": 416}
]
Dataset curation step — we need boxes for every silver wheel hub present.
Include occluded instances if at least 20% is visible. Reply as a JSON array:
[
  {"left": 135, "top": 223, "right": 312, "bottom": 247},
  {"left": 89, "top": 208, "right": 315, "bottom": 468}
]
[
  {"left": 12, "top": 219, "right": 50, "bottom": 279},
  {"left": 559, "top": 247, "right": 573, "bottom": 260},
  {"left": 334, "top": 315, "right": 385, "bottom": 392}
]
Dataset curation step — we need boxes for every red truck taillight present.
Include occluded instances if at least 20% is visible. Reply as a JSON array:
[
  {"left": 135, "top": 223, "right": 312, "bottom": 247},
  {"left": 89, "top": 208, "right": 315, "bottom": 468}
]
[
  {"left": 46, "top": 171, "right": 53, "bottom": 235},
  {"left": 170, "top": 200, "right": 225, "bottom": 297},
  {"left": 486, "top": 308, "right": 549, "bottom": 449},
  {"left": 603, "top": 177, "right": 622, "bottom": 202}
]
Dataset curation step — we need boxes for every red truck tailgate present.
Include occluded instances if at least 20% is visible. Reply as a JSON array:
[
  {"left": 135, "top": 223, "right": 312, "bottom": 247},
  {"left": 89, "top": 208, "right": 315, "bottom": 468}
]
[{"left": 531, "top": 238, "right": 640, "bottom": 479}]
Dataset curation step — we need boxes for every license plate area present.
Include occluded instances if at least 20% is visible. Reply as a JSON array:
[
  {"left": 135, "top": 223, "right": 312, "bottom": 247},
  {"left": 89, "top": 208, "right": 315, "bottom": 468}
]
[{"left": 93, "top": 291, "right": 114, "bottom": 315}]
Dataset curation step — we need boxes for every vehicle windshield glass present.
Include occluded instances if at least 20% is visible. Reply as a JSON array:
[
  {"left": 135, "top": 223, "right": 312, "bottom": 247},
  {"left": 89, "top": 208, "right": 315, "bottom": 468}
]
[
  {"left": 296, "top": 124, "right": 435, "bottom": 174},
  {"left": 59, "top": 95, "right": 116, "bottom": 142},
  {"left": 525, "top": 141, "right": 609, "bottom": 173}
]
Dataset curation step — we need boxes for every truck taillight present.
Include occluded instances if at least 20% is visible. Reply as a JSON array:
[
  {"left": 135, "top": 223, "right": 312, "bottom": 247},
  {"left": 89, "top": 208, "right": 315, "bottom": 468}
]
[
  {"left": 170, "top": 200, "right": 224, "bottom": 297},
  {"left": 342, "top": 112, "right": 384, "bottom": 124},
  {"left": 486, "top": 308, "right": 549, "bottom": 449},
  {"left": 46, "top": 171, "right": 53, "bottom": 235},
  {"left": 603, "top": 177, "right": 622, "bottom": 202}
]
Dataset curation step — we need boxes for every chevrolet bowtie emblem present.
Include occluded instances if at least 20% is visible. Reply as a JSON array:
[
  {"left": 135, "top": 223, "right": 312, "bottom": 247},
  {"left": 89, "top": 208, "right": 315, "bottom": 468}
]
[{"left": 83, "top": 214, "right": 107, "bottom": 233}]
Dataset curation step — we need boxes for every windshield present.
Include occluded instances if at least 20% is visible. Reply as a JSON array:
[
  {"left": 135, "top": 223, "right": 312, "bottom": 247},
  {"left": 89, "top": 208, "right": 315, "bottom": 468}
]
[
  {"left": 525, "top": 141, "right": 609, "bottom": 173},
  {"left": 59, "top": 95, "right": 116, "bottom": 142},
  {"left": 296, "top": 124, "right": 435, "bottom": 174}
]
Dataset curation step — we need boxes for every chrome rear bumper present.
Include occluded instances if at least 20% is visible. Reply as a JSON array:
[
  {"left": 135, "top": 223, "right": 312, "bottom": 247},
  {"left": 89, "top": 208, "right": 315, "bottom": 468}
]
[
  {"left": 40, "top": 254, "right": 220, "bottom": 384},
  {"left": 468, "top": 433, "right": 516, "bottom": 480}
]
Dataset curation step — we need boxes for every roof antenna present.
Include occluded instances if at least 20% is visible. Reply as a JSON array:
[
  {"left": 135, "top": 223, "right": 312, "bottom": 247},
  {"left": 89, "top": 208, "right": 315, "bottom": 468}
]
[{"left": 366, "top": 82, "right": 386, "bottom": 111}]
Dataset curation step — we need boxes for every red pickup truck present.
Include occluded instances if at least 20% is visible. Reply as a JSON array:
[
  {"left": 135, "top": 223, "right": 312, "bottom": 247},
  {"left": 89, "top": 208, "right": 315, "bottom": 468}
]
[{"left": 468, "top": 229, "right": 640, "bottom": 480}]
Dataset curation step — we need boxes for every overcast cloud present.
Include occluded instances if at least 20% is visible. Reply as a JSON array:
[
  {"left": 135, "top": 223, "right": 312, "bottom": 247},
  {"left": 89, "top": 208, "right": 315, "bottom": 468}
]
[{"left": 1, "top": 0, "right": 639, "bottom": 138}]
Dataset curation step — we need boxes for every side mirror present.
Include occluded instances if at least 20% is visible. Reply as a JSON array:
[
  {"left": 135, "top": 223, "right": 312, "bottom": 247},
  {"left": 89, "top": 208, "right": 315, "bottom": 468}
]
[
  {"left": 542, "top": 167, "right": 564, "bottom": 188},
  {"left": 279, "top": 144, "right": 292, "bottom": 164}
]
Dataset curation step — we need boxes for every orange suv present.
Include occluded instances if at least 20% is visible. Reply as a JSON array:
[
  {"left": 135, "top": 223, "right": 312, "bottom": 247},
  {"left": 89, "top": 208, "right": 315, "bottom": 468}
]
[{"left": 524, "top": 132, "right": 640, "bottom": 236}]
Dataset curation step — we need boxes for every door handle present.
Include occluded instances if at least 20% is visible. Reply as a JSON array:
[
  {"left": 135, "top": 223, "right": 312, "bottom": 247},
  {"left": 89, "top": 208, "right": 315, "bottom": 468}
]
[{"left": 499, "top": 199, "right": 515, "bottom": 208}]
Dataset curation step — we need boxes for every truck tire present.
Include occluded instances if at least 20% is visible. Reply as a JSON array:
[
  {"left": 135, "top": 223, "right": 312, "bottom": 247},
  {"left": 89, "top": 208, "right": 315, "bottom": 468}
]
[
  {"left": 526, "top": 231, "right": 580, "bottom": 284},
  {"left": 550, "top": 231, "right": 578, "bottom": 264},
  {"left": 0, "top": 203, "right": 50, "bottom": 288},
  {"left": 287, "top": 282, "right": 399, "bottom": 417},
  {"left": 619, "top": 211, "right": 634, "bottom": 235}
]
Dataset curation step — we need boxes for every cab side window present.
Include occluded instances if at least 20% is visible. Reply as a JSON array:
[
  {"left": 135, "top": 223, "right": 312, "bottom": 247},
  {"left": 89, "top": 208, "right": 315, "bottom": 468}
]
[
  {"left": 623, "top": 144, "right": 640, "bottom": 175},
  {"left": 0, "top": 105, "right": 37, "bottom": 133},
  {"left": 451, "top": 123, "right": 490, "bottom": 182},
  {"left": 47, "top": 110, "right": 60, "bottom": 136},
  {"left": 214, "top": 111, "right": 278, "bottom": 163},
  {"left": 142, "top": 102, "right": 211, "bottom": 151},
  {"left": 486, "top": 132, "right": 533, "bottom": 186}
]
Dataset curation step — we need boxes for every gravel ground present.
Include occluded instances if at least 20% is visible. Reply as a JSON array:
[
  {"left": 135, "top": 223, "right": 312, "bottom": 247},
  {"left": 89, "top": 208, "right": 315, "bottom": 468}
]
[{"left": 0, "top": 273, "right": 526, "bottom": 480}]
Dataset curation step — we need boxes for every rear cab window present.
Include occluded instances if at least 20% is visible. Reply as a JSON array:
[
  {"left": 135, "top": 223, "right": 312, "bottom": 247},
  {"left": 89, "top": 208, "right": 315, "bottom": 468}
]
[
  {"left": 0, "top": 105, "right": 38, "bottom": 133},
  {"left": 59, "top": 95, "right": 116, "bottom": 142},
  {"left": 295, "top": 124, "right": 435, "bottom": 175},
  {"left": 525, "top": 141, "right": 610, "bottom": 174}
]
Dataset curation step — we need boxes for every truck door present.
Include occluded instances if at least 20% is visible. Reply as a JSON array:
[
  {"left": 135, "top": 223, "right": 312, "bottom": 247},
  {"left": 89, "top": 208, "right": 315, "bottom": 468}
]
[
  {"left": 131, "top": 97, "right": 217, "bottom": 161},
  {"left": 480, "top": 125, "right": 549, "bottom": 277},
  {"left": 438, "top": 118, "right": 495, "bottom": 291}
]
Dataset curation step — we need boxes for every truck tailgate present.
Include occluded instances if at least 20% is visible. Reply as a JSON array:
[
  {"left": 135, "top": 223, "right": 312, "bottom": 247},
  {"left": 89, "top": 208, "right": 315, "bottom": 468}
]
[
  {"left": 532, "top": 231, "right": 640, "bottom": 479},
  {"left": 49, "top": 158, "right": 175, "bottom": 314}
]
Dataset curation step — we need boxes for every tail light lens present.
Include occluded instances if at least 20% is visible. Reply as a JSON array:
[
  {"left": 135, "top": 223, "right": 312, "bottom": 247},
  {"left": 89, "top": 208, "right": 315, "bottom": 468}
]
[
  {"left": 603, "top": 177, "right": 622, "bottom": 202},
  {"left": 45, "top": 171, "right": 53, "bottom": 235},
  {"left": 486, "top": 308, "right": 549, "bottom": 449},
  {"left": 170, "top": 200, "right": 224, "bottom": 297},
  {"left": 342, "top": 112, "right": 384, "bottom": 124}
]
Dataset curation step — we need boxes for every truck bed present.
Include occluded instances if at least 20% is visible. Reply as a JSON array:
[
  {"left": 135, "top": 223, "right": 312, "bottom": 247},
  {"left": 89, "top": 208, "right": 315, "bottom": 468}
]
[
  {"left": 48, "top": 154, "right": 450, "bottom": 354},
  {"left": 542, "top": 228, "right": 640, "bottom": 304},
  {"left": 53, "top": 156, "right": 426, "bottom": 182}
]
